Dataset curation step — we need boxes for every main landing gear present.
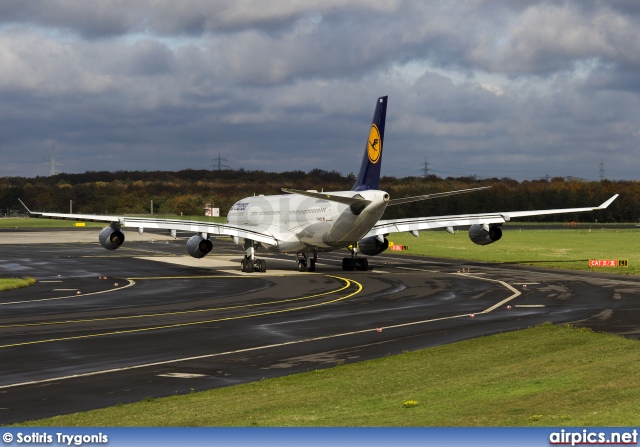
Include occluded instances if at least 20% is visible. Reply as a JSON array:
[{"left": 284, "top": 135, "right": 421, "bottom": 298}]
[
  {"left": 241, "top": 257, "right": 267, "bottom": 273},
  {"left": 296, "top": 252, "right": 317, "bottom": 272},
  {"left": 240, "top": 239, "right": 267, "bottom": 273},
  {"left": 341, "top": 257, "right": 368, "bottom": 271},
  {"left": 341, "top": 245, "right": 369, "bottom": 271}
]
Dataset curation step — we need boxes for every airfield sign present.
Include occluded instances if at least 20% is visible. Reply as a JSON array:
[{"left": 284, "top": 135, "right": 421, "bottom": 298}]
[{"left": 589, "top": 259, "right": 628, "bottom": 267}]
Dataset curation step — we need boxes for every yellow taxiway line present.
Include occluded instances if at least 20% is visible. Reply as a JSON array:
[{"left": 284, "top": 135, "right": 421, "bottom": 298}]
[{"left": 0, "top": 275, "right": 362, "bottom": 349}]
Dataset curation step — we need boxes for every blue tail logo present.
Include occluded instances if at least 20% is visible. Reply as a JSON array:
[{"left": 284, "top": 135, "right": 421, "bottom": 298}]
[{"left": 352, "top": 96, "right": 387, "bottom": 191}]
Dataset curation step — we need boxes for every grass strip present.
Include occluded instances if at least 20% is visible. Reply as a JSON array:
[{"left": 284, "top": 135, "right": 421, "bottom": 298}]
[
  {"left": 388, "top": 228, "right": 640, "bottom": 275},
  {"left": 0, "top": 277, "right": 35, "bottom": 292}
]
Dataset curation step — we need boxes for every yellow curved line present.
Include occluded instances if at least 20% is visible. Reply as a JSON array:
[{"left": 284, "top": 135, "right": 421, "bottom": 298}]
[
  {"left": 0, "top": 275, "right": 352, "bottom": 329},
  {"left": 0, "top": 275, "right": 363, "bottom": 349}
]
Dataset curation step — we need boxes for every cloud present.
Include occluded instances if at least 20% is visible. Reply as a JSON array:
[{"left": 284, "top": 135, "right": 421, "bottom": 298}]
[
  {"left": 0, "top": 0, "right": 639, "bottom": 181},
  {"left": 0, "top": 1, "right": 402, "bottom": 37}
]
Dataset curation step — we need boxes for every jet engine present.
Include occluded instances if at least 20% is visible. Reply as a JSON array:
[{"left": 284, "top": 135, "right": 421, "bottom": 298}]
[
  {"left": 468, "top": 224, "right": 502, "bottom": 246},
  {"left": 358, "top": 236, "right": 389, "bottom": 256},
  {"left": 187, "top": 235, "right": 213, "bottom": 258},
  {"left": 99, "top": 226, "right": 125, "bottom": 250}
]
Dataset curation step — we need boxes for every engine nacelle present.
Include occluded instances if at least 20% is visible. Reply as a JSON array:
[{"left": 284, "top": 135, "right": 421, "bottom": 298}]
[
  {"left": 468, "top": 224, "right": 502, "bottom": 246},
  {"left": 99, "top": 226, "right": 125, "bottom": 250},
  {"left": 187, "top": 235, "right": 213, "bottom": 258},
  {"left": 358, "top": 236, "right": 389, "bottom": 256}
]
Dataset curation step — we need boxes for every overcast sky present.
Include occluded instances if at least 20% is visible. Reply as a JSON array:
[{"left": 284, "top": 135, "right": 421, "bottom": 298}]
[{"left": 1, "top": 0, "right": 639, "bottom": 181}]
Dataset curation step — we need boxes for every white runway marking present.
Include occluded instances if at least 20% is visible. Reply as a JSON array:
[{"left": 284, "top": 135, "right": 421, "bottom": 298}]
[
  {"left": 157, "top": 373, "right": 208, "bottom": 379},
  {"left": 396, "top": 266, "right": 440, "bottom": 273},
  {"left": 0, "top": 280, "right": 135, "bottom": 306}
]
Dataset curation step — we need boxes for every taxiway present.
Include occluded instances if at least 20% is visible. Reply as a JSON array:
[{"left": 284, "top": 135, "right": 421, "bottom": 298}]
[{"left": 0, "top": 229, "right": 638, "bottom": 424}]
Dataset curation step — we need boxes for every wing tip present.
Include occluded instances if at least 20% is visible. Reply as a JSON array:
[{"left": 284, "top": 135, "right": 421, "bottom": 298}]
[
  {"left": 597, "top": 194, "right": 619, "bottom": 209},
  {"left": 17, "top": 198, "right": 32, "bottom": 215}
]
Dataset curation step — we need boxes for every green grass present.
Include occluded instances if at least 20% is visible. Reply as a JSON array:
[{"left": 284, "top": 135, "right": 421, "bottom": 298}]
[
  {"left": 15, "top": 324, "right": 640, "bottom": 427},
  {"left": 388, "top": 228, "right": 640, "bottom": 275},
  {"left": 0, "top": 215, "right": 225, "bottom": 228},
  {"left": 0, "top": 218, "right": 104, "bottom": 229},
  {"left": 0, "top": 277, "right": 35, "bottom": 291}
]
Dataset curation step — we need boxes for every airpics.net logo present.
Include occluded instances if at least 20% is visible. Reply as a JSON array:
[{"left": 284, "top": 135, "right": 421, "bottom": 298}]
[
  {"left": 367, "top": 123, "right": 382, "bottom": 164},
  {"left": 549, "top": 429, "right": 638, "bottom": 446}
]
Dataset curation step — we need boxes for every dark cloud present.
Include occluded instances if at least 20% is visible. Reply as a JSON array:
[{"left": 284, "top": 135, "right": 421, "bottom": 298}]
[{"left": 0, "top": 1, "right": 639, "bottom": 181}]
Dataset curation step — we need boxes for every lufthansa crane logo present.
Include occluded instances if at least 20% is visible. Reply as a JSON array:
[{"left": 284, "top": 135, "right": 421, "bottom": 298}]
[{"left": 367, "top": 124, "right": 382, "bottom": 164}]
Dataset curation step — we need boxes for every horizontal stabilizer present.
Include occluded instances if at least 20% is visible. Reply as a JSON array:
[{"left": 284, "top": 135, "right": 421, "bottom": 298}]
[
  {"left": 387, "top": 186, "right": 491, "bottom": 206},
  {"left": 281, "top": 188, "right": 371, "bottom": 208}
]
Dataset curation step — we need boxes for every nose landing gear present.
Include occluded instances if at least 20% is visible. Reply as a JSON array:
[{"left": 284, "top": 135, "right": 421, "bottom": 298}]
[
  {"left": 240, "top": 239, "right": 267, "bottom": 273},
  {"left": 241, "top": 257, "right": 267, "bottom": 273}
]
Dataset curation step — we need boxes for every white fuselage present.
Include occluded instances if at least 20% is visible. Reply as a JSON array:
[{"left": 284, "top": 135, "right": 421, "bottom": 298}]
[{"left": 227, "top": 190, "right": 389, "bottom": 254}]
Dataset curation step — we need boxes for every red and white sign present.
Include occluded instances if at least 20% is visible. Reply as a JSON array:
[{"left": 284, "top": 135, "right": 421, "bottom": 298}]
[{"left": 589, "top": 259, "right": 618, "bottom": 267}]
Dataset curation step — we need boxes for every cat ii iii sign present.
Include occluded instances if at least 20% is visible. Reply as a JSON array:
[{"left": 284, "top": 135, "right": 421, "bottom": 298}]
[{"left": 589, "top": 259, "right": 628, "bottom": 267}]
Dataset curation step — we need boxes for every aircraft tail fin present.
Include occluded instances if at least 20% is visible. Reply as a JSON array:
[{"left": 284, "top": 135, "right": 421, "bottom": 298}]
[{"left": 352, "top": 96, "right": 387, "bottom": 191}]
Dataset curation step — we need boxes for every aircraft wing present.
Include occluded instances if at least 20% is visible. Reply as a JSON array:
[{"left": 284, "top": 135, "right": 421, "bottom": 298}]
[
  {"left": 364, "top": 194, "right": 619, "bottom": 237},
  {"left": 18, "top": 200, "right": 278, "bottom": 246}
]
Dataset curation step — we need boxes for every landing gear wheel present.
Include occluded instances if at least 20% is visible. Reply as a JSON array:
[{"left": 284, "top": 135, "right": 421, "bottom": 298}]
[
  {"left": 342, "top": 258, "right": 355, "bottom": 271},
  {"left": 259, "top": 259, "right": 267, "bottom": 273},
  {"left": 298, "top": 259, "right": 307, "bottom": 272},
  {"left": 241, "top": 258, "right": 252, "bottom": 273},
  {"left": 308, "top": 259, "right": 316, "bottom": 272},
  {"left": 356, "top": 258, "right": 368, "bottom": 271}
]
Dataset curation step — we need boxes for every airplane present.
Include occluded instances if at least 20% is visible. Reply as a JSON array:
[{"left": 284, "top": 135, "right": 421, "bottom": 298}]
[{"left": 19, "top": 96, "right": 618, "bottom": 273}]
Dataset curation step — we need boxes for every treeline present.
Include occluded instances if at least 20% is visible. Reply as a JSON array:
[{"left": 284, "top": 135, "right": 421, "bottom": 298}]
[{"left": 0, "top": 169, "right": 635, "bottom": 222}]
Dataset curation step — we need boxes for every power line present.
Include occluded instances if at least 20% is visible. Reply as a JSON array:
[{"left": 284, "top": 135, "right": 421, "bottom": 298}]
[
  {"left": 420, "top": 155, "right": 430, "bottom": 178},
  {"left": 211, "top": 151, "right": 231, "bottom": 171},
  {"left": 45, "top": 144, "right": 63, "bottom": 176}
]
